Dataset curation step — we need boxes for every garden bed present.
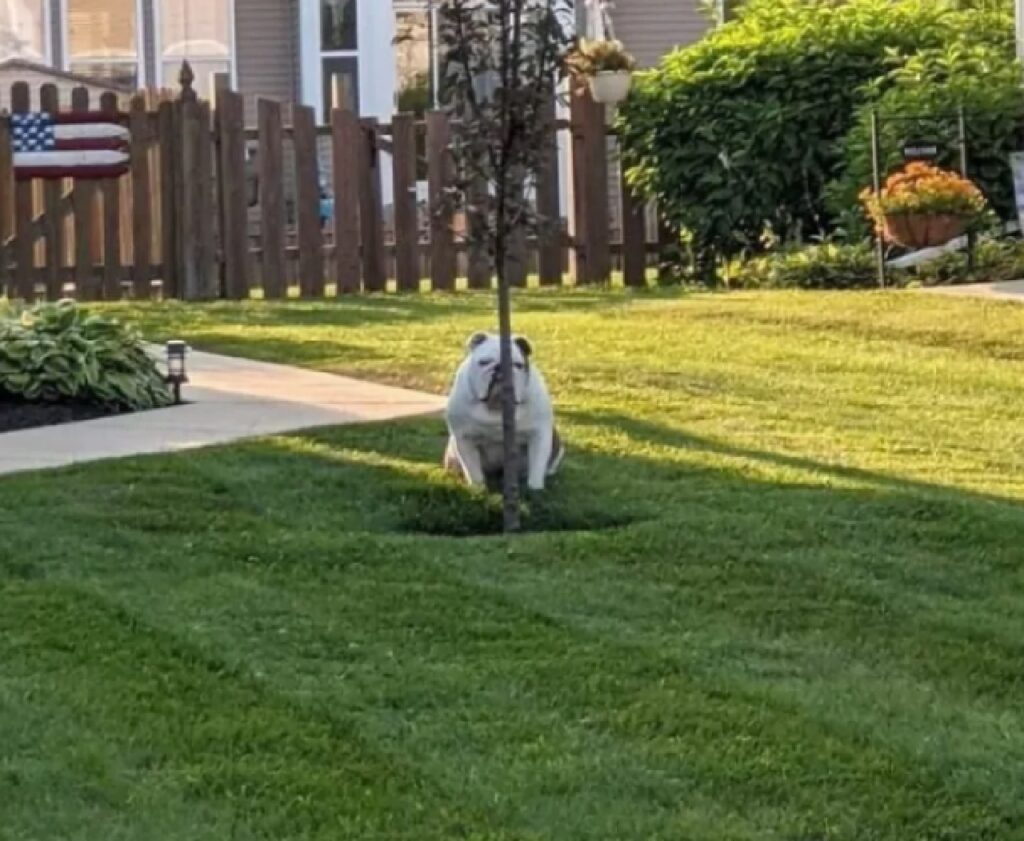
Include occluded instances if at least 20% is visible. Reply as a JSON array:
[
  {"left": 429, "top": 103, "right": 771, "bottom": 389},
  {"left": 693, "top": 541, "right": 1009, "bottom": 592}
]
[{"left": 0, "top": 400, "right": 121, "bottom": 434}]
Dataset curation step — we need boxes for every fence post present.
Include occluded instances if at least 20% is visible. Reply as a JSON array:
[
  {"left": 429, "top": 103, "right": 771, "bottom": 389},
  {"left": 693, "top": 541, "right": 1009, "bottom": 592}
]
[{"left": 570, "top": 87, "right": 610, "bottom": 285}]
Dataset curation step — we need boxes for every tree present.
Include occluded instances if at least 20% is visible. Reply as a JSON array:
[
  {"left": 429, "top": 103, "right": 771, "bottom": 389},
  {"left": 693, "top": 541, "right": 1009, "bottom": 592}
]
[{"left": 439, "top": 0, "right": 573, "bottom": 532}]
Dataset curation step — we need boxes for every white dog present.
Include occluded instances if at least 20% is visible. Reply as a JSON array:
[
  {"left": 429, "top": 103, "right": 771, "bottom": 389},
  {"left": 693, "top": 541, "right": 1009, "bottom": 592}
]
[{"left": 444, "top": 332, "right": 564, "bottom": 491}]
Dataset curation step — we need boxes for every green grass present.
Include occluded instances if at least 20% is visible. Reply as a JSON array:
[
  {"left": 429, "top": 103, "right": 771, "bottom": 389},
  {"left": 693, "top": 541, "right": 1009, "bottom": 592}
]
[{"left": 3, "top": 288, "right": 1024, "bottom": 840}]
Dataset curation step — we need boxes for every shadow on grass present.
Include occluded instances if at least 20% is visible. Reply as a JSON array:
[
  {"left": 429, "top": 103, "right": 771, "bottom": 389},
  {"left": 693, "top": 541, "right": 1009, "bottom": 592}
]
[
  {"left": 103, "top": 288, "right": 651, "bottom": 335},
  {"left": 563, "top": 407, "right": 1024, "bottom": 515}
]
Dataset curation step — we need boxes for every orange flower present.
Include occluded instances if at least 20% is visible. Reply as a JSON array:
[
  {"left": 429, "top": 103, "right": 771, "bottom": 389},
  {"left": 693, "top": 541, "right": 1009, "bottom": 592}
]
[{"left": 861, "top": 162, "right": 987, "bottom": 233}]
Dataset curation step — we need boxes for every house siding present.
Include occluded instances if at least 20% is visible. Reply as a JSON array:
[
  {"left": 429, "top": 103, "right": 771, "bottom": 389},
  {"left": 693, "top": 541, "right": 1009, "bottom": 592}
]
[
  {"left": 611, "top": 0, "right": 710, "bottom": 68},
  {"left": 234, "top": 0, "right": 301, "bottom": 122}
]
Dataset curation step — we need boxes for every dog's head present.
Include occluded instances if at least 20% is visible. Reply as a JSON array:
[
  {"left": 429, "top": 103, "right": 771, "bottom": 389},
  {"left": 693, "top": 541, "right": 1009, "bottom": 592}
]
[{"left": 463, "top": 332, "right": 533, "bottom": 409}]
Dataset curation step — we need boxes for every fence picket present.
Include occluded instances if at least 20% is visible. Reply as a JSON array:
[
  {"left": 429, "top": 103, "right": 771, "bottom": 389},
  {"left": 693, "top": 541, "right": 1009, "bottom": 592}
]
[
  {"left": 100, "top": 92, "right": 122, "bottom": 299},
  {"left": 391, "top": 113, "right": 419, "bottom": 292},
  {"left": 426, "top": 111, "right": 455, "bottom": 291},
  {"left": 157, "top": 101, "right": 177, "bottom": 297},
  {"left": 70, "top": 87, "right": 98, "bottom": 298},
  {"left": 217, "top": 89, "right": 249, "bottom": 299},
  {"left": 293, "top": 104, "right": 324, "bottom": 297},
  {"left": 130, "top": 95, "right": 152, "bottom": 298},
  {"left": 536, "top": 101, "right": 562, "bottom": 286},
  {"left": 40, "top": 84, "right": 63, "bottom": 299},
  {"left": 332, "top": 108, "right": 361, "bottom": 294},
  {"left": 258, "top": 98, "right": 287, "bottom": 299},
  {"left": 621, "top": 172, "right": 646, "bottom": 288},
  {"left": 12, "top": 83, "right": 34, "bottom": 299},
  {"left": 359, "top": 118, "right": 386, "bottom": 292},
  {"left": 0, "top": 106, "right": 11, "bottom": 294}
]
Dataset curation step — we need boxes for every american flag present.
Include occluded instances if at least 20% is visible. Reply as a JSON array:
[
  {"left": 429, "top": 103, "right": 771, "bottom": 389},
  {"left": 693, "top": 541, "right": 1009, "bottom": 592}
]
[{"left": 9, "top": 112, "right": 130, "bottom": 181}]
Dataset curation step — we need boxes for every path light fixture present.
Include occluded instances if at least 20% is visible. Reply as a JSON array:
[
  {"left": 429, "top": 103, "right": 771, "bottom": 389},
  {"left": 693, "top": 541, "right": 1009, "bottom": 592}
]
[{"left": 165, "top": 340, "right": 189, "bottom": 404}]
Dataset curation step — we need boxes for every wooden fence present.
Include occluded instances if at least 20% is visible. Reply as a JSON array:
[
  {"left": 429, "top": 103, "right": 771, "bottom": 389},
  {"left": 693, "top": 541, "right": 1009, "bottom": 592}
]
[{"left": 0, "top": 72, "right": 665, "bottom": 302}]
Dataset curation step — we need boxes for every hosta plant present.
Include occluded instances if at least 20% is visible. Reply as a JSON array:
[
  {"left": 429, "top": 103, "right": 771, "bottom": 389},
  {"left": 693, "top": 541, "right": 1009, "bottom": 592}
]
[{"left": 0, "top": 300, "right": 172, "bottom": 411}]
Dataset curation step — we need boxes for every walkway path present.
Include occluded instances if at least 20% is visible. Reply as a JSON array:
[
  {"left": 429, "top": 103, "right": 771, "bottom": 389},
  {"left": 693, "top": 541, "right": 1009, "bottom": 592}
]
[
  {"left": 0, "top": 349, "right": 445, "bottom": 477},
  {"left": 923, "top": 280, "right": 1024, "bottom": 302}
]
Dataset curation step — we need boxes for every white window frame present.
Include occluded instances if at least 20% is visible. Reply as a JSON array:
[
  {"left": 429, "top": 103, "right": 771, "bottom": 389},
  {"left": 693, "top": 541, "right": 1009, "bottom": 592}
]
[
  {"left": 152, "top": 0, "right": 238, "bottom": 91},
  {"left": 299, "top": 0, "right": 395, "bottom": 122},
  {"left": 0, "top": 0, "right": 53, "bottom": 63},
  {"left": 60, "top": 0, "right": 146, "bottom": 86}
]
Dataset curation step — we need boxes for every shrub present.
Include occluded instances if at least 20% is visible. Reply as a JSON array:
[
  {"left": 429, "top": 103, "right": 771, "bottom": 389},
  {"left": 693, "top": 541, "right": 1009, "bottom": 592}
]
[
  {"left": 730, "top": 242, "right": 879, "bottom": 290},
  {"left": 830, "top": 42, "right": 1024, "bottom": 236},
  {"left": 901, "top": 237, "right": 1024, "bottom": 286},
  {"left": 617, "top": 0, "right": 1012, "bottom": 270},
  {"left": 0, "top": 300, "right": 172, "bottom": 410},
  {"left": 730, "top": 235, "right": 1024, "bottom": 290}
]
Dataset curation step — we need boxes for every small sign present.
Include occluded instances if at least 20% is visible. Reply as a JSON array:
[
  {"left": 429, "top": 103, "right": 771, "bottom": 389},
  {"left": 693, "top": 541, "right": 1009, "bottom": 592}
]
[
  {"left": 902, "top": 140, "right": 940, "bottom": 162},
  {"left": 1009, "top": 152, "right": 1024, "bottom": 232}
]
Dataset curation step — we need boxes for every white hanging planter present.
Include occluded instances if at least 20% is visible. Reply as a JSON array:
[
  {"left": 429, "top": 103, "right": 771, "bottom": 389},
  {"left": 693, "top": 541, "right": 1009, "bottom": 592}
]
[{"left": 588, "top": 70, "right": 633, "bottom": 105}]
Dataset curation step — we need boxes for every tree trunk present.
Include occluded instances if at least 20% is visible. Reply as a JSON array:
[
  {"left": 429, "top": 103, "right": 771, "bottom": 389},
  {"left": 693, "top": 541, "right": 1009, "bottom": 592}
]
[{"left": 495, "top": 228, "right": 521, "bottom": 534}]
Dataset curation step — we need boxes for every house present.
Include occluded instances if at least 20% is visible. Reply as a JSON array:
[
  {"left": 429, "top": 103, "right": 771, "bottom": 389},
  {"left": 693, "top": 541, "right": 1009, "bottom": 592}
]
[{"left": 1, "top": 1, "right": 708, "bottom": 121}]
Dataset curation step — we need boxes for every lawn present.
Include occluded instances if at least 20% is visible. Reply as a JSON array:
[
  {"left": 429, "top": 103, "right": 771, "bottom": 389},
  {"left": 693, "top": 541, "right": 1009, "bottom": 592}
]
[{"left": 2, "top": 289, "right": 1024, "bottom": 840}]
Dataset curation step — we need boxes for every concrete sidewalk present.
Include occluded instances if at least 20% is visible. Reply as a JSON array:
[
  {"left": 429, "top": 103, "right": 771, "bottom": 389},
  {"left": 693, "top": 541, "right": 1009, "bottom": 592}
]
[
  {"left": 0, "top": 349, "right": 445, "bottom": 477},
  {"left": 922, "top": 280, "right": 1024, "bottom": 302}
]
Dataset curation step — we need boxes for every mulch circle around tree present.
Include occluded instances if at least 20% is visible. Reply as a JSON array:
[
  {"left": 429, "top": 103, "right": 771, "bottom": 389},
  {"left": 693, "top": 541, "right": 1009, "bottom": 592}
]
[{"left": 0, "top": 401, "right": 120, "bottom": 434}]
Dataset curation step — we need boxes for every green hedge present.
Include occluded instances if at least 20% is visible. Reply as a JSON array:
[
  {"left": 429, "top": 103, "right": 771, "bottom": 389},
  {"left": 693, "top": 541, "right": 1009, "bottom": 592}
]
[
  {"left": 618, "top": 0, "right": 1012, "bottom": 271},
  {"left": 0, "top": 300, "right": 172, "bottom": 410}
]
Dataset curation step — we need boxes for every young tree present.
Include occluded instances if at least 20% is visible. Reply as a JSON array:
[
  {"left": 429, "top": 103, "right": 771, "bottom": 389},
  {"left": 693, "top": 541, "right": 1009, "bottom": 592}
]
[{"left": 439, "top": 0, "right": 574, "bottom": 532}]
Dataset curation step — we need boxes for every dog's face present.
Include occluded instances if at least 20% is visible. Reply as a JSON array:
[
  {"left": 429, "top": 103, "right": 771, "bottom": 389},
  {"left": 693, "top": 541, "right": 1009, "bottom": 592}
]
[{"left": 463, "top": 332, "right": 533, "bottom": 408}]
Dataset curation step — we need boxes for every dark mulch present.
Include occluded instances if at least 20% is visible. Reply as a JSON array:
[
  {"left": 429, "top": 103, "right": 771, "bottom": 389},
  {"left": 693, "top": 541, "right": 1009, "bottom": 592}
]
[{"left": 0, "top": 401, "right": 119, "bottom": 434}]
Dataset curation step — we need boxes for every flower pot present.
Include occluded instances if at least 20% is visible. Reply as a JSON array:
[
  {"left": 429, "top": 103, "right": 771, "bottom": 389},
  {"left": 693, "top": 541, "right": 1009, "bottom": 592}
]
[
  {"left": 882, "top": 213, "right": 967, "bottom": 250},
  {"left": 588, "top": 70, "right": 632, "bottom": 105}
]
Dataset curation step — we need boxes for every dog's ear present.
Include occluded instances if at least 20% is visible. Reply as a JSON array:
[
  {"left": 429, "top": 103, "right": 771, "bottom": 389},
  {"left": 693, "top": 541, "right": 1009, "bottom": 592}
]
[
  {"left": 466, "top": 332, "right": 489, "bottom": 352},
  {"left": 514, "top": 336, "right": 533, "bottom": 358}
]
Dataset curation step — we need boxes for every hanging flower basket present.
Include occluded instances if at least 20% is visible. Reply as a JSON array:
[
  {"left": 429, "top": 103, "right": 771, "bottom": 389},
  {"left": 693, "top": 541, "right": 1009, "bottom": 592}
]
[
  {"left": 589, "top": 70, "right": 633, "bottom": 105},
  {"left": 567, "top": 39, "right": 636, "bottom": 105},
  {"left": 882, "top": 213, "right": 967, "bottom": 250},
  {"left": 860, "top": 162, "right": 988, "bottom": 252}
]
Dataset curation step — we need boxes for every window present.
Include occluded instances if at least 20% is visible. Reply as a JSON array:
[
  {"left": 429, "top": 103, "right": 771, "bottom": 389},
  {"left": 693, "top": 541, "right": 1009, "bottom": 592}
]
[
  {"left": 0, "top": 0, "right": 46, "bottom": 62},
  {"left": 321, "top": 0, "right": 358, "bottom": 113},
  {"left": 321, "top": 0, "right": 356, "bottom": 52},
  {"left": 160, "top": 0, "right": 232, "bottom": 98},
  {"left": 67, "top": 0, "right": 139, "bottom": 88}
]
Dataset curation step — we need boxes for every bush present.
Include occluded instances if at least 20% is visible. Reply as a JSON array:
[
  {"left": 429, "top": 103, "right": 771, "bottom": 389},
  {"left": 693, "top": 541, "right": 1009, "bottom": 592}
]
[
  {"left": 730, "top": 235, "right": 1024, "bottom": 290},
  {"left": 830, "top": 42, "right": 1024, "bottom": 237},
  {"left": 617, "top": 0, "right": 1012, "bottom": 269},
  {"left": 730, "top": 242, "right": 879, "bottom": 289},
  {"left": 0, "top": 300, "right": 172, "bottom": 410},
  {"left": 902, "top": 237, "right": 1024, "bottom": 286}
]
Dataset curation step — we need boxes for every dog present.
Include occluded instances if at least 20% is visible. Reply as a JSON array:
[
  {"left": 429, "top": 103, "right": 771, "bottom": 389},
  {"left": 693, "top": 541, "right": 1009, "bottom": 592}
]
[{"left": 444, "top": 332, "right": 564, "bottom": 491}]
